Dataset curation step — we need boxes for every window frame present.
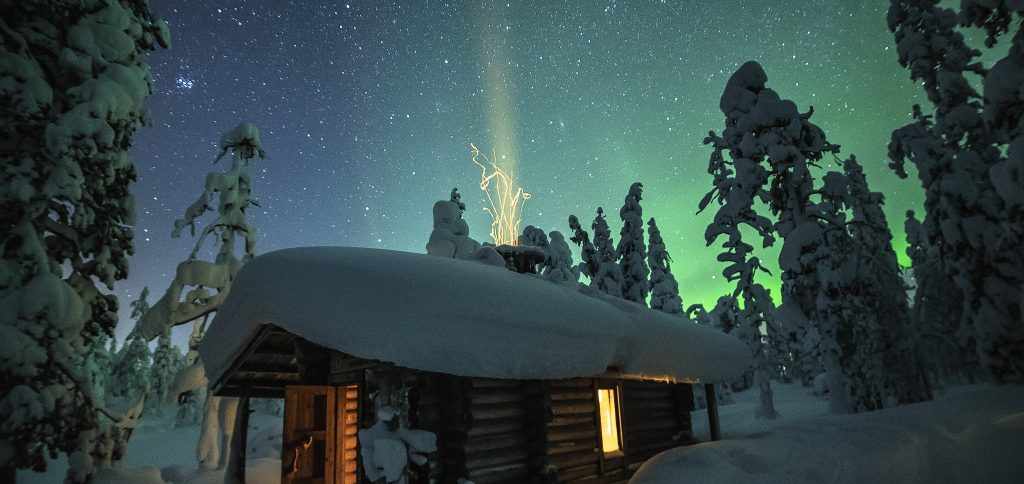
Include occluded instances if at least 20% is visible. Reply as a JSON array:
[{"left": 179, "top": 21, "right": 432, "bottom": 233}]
[{"left": 594, "top": 380, "right": 625, "bottom": 460}]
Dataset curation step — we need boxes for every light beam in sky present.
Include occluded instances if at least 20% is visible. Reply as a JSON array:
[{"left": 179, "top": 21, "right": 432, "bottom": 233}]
[{"left": 471, "top": 2, "right": 529, "bottom": 246}]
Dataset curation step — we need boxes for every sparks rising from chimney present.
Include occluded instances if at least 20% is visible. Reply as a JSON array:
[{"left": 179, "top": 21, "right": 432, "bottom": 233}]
[{"left": 470, "top": 143, "right": 530, "bottom": 246}]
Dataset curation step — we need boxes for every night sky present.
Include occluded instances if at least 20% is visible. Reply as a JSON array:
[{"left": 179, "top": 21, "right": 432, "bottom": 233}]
[{"left": 123, "top": 0, "right": 929, "bottom": 344}]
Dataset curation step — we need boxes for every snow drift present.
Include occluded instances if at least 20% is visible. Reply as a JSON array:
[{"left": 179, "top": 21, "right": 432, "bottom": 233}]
[{"left": 201, "top": 247, "right": 752, "bottom": 386}]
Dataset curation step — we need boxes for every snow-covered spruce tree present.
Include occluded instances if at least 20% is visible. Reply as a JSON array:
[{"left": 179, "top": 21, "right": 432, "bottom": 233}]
[
  {"left": 647, "top": 217, "right": 683, "bottom": 315},
  {"left": 0, "top": 1, "right": 168, "bottom": 479},
  {"left": 887, "top": 0, "right": 1024, "bottom": 382},
  {"left": 904, "top": 210, "right": 976, "bottom": 383},
  {"left": 135, "top": 122, "right": 265, "bottom": 340},
  {"left": 701, "top": 60, "right": 846, "bottom": 418},
  {"left": 616, "top": 182, "right": 650, "bottom": 305},
  {"left": 591, "top": 207, "right": 623, "bottom": 297},
  {"left": 567, "top": 215, "right": 599, "bottom": 281},
  {"left": 108, "top": 289, "right": 153, "bottom": 406},
  {"left": 843, "top": 156, "right": 930, "bottom": 404},
  {"left": 84, "top": 332, "right": 116, "bottom": 406},
  {"left": 793, "top": 171, "right": 890, "bottom": 413},
  {"left": 696, "top": 171, "right": 779, "bottom": 417},
  {"left": 134, "top": 123, "right": 265, "bottom": 470},
  {"left": 111, "top": 331, "right": 151, "bottom": 406},
  {"left": 149, "top": 327, "right": 182, "bottom": 416}
]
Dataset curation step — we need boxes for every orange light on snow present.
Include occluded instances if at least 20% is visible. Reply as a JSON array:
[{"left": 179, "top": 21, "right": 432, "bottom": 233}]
[{"left": 598, "top": 388, "right": 621, "bottom": 453}]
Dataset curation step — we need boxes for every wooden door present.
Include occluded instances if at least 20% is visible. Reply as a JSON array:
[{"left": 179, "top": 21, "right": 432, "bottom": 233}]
[
  {"left": 283, "top": 384, "right": 361, "bottom": 484},
  {"left": 283, "top": 386, "right": 336, "bottom": 484}
]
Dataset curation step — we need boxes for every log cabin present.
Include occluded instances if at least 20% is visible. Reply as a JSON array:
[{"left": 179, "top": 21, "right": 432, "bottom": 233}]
[{"left": 199, "top": 246, "right": 751, "bottom": 483}]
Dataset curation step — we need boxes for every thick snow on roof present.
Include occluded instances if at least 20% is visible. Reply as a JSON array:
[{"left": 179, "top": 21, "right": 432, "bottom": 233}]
[{"left": 201, "top": 247, "right": 752, "bottom": 386}]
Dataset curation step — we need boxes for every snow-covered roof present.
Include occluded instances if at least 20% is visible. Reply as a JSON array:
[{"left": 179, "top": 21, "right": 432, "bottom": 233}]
[{"left": 200, "top": 247, "right": 752, "bottom": 387}]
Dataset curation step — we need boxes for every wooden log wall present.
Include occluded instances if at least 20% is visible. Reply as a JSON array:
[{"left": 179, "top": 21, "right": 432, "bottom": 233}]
[
  {"left": 545, "top": 378, "right": 602, "bottom": 482},
  {"left": 415, "top": 373, "right": 472, "bottom": 484},
  {"left": 462, "top": 378, "right": 548, "bottom": 484},
  {"left": 619, "top": 380, "right": 692, "bottom": 465}
]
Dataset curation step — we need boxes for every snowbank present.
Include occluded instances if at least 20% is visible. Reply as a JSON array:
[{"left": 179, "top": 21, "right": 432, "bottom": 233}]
[
  {"left": 18, "top": 413, "right": 282, "bottom": 484},
  {"left": 201, "top": 247, "right": 751, "bottom": 386},
  {"left": 633, "top": 384, "right": 1024, "bottom": 484}
]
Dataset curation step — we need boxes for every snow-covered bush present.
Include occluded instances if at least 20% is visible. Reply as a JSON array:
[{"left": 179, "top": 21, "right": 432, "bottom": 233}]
[
  {"left": 426, "top": 188, "right": 482, "bottom": 258},
  {"left": 360, "top": 369, "right": 437, "bottom": 484},
  {"left": 545, "top": 231, "right": 580, "bottom": 285},
  {"left": 0, "top": 0, "right": 168, "bottom": 479}
]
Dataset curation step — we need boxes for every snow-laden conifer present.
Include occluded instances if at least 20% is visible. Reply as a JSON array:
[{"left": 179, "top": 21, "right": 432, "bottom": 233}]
[
  {"left": 149, "top": 328, "right": 183, "bottom": 416},
  {"left": 904, "top": 210, "right": 975, "bottom": 383},
  {"left": 647, "top": 218, "right": 682, "bottom": 315},
  {"left": 887, "top": 0, "right": 1024, "bottom": 382},
  {"left": 702, "top": 61, "right": 801, "bottom": 419},
  {"left": 0, "top": 1, "right": 168, "bottom": 479},
  {"left": 844, "top": 157, "right": 929, "bottom": 404},
  {"left": 617, "top": 183, "right": 650, "bottom": 305},
  {"left": 591, "top": 207, "right": 623, "bottom": 298},
  {"left": 135, "top": 123, "right": 266, "bottom": 340},
  {"left": 568, "top": 215, "right": 599, "bottom": 280},
  {"left": 111, "top": 332, "right": 152, "bottom": 407},
  {"left": 131, "top": 123, "right": 263, "bottom": 471}
]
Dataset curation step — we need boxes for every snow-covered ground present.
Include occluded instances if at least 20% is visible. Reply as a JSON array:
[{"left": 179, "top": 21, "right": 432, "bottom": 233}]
[
  {"left": 634, "top": 382, "right": 1024, "bottom": 484},
  {"left": 18, "top": 383, "right": 1023, "bottom": 483},
  {"left": 17, "top": 411, "right": 283, "bottom": 484}
]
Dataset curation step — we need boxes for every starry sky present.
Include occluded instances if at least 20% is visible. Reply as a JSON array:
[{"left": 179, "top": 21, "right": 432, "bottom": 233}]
[{"left": 123, "top": 0, "right": 931, "bottom": 344}]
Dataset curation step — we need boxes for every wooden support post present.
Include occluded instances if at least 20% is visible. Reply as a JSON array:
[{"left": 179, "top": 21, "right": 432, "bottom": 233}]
[{"left": 705, "top": 383, "right": 721, "bottom": 442}]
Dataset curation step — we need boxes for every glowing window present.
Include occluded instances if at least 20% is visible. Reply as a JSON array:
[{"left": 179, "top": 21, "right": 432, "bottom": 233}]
[{"left": 597, "top": 387, "right": 621, "bottom": 454}]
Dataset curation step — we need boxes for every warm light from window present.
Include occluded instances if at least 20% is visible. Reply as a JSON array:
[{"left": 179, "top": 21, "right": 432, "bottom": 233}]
[{"left": 598, "top": 388, "right": 621, "bottom": 453}]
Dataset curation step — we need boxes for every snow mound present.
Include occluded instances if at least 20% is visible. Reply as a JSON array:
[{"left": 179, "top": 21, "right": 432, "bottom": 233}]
[
  {"left": 202, "top": 247, "right": 752, "bottom": 385},
  {"left": 632, "top": 384, "right": 1024, "bottom": 484}
]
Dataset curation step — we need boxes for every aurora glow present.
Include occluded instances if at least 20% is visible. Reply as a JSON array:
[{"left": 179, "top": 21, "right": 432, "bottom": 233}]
[{"left": 126, "top": 0, "right": 928, "bottom": 343}]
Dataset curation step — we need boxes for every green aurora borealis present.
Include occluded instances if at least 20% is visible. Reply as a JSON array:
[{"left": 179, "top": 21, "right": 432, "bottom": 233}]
[{"left": 127, "top": 0, "right": 961, "bottom": 340}]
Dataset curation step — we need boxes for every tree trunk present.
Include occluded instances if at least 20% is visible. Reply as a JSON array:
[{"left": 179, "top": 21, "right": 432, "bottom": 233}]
[{"left": 223, "top": 391, "right": 250, "bottom": 484}]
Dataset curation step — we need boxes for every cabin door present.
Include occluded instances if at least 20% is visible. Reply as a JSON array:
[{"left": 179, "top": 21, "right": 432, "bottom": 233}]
[{"left": 282, "top": 385, "right": 361, "bottom": 484}]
